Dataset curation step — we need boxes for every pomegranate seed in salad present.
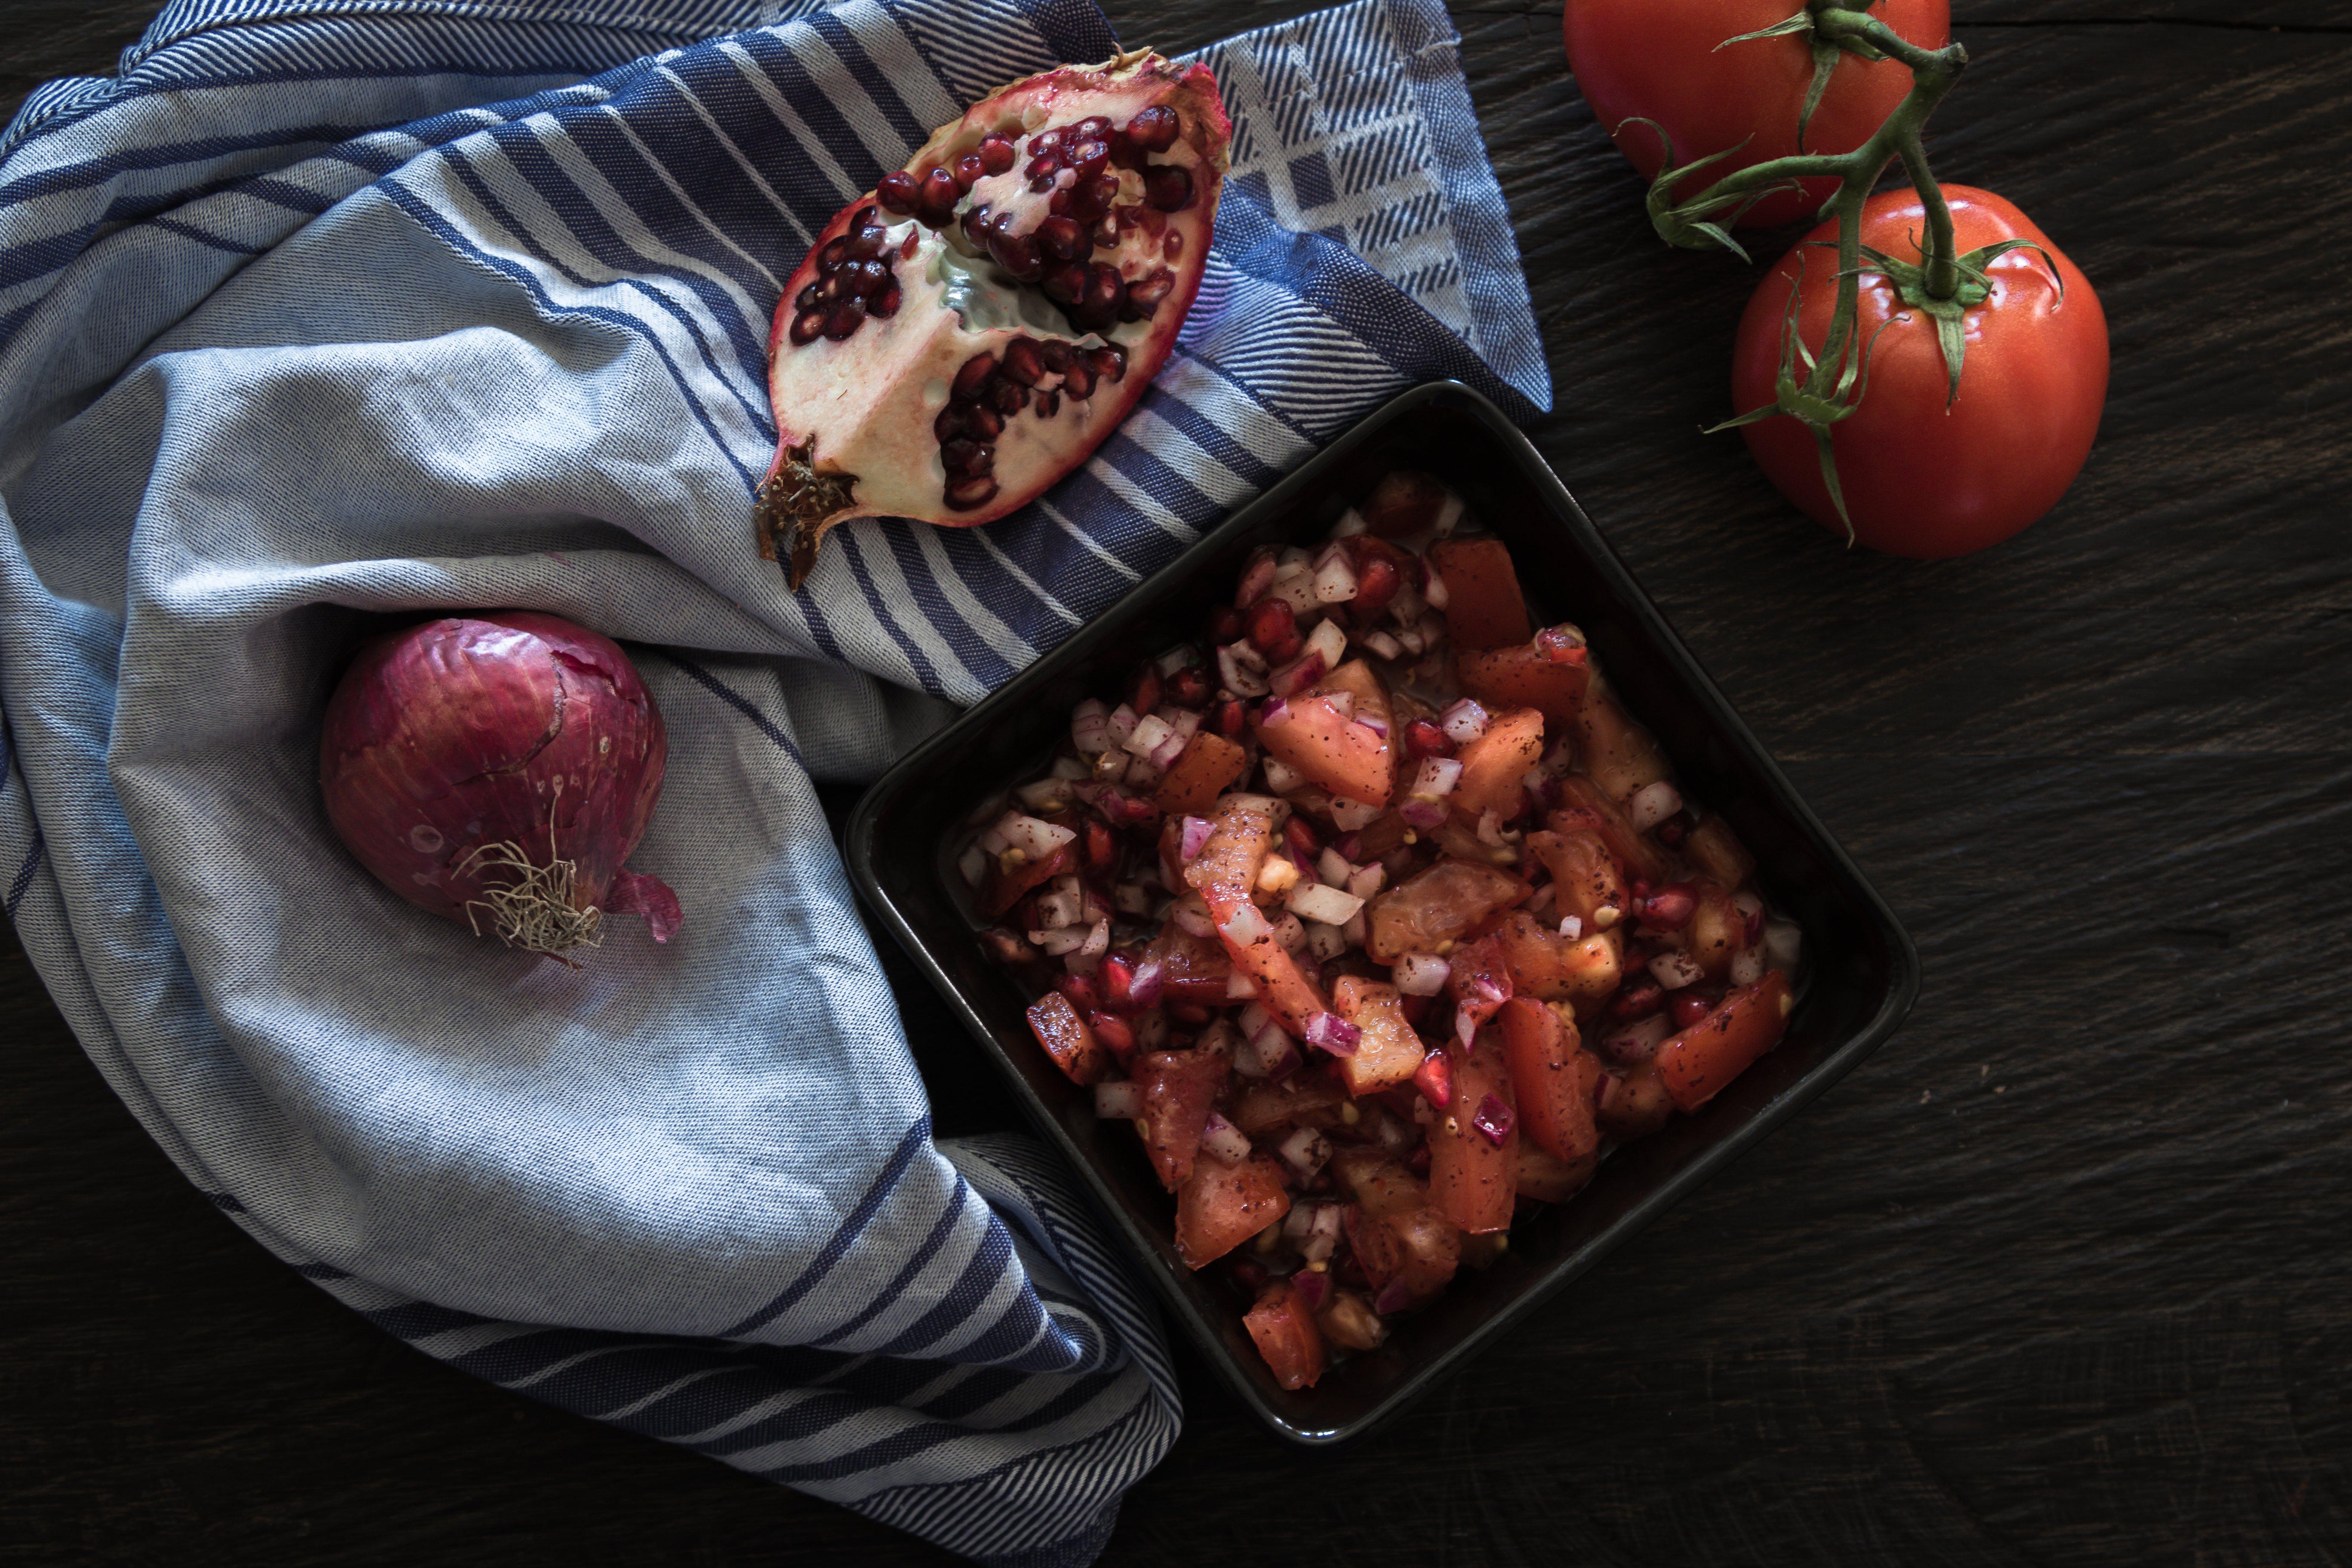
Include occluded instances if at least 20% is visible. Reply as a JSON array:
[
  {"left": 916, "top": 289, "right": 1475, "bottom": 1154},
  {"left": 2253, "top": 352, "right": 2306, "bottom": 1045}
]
[{"left": 962, "top": 471, "right": 1802, "bottom": 1392}]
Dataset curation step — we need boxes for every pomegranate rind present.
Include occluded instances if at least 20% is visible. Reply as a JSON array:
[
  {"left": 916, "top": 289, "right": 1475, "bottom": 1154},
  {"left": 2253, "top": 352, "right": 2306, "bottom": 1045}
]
[{"left": 756, "top": 50, "right": 1231, "bottom": 587}]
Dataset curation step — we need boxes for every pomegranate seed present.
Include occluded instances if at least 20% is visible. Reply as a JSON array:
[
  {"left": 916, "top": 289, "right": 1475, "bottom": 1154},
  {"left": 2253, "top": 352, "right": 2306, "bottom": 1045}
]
[
  {"left": 1670, "top": 992, "right": 1713, "bottom": 1029},
  {"left": 1069, "top": 138, "right": 1111, "bottom": 176},
  {"left": 900, "top": 229, "right": 919, "bottom": 259},
  {"left": 816, "top": 271, "right": 849, "bottom": 304},
  {"left": 1046, "top": 187, "right": 1072, "bottom": 217},
  {"left": 1074, "top": 115, "right": 1112, "bottom": 141},
  {"left": 1412, "top": 1048, "right": 1452, "bottom": 1108},
  {"left": 952, "top": 153, "right": 985, "bottom": 193},
  {"left": 1207, "top": 604, "right": 1245, "bottom": 643},
  {"left": 868, "top": 282, "right": 900, "bottom": 318},
  {"left": 1078, "top": 263, "right": 1127, "bottom": 326},
  {"left": 1128, "top": 268, "right": 1175, "bottom": 310},
  {"left": 917, "top": 167, "right": 957, "bottom": 220},
  {"left": 845, "top": 220, "right": 885, "bottom": 259},
  {"left": 1001, "top": 337, "right": 1045, "bottom": 386},
  {"left": 989, "top": 377, "right": 1027, "bottom": 415},
  {"left": 1115, "top": 203, "right": 1140, "bottom": 230},
  {"left": 876, "top": 170, "right": 919, "bottom": 213},
  {"left": 1403, "top": 719, "right": 1454, "bottom": 760},
  {"left": 1246, "top": 598, "right": 1296, "bottom": 653},
  {"left": 1037, "top": 214, "right": 1089, "bottom": 262},
  {"left": 1084, "top": 819, "right": 1118, "bottom": 876},
  {"left": 989, "top": 228, "right": 1042, "bottom": 280},
  {"left": 940, "top": 439, "right": 993, "bottom": 476},
  {"left": 1638, "top": 884, "right": 1698, "bottom": 930},
  {"left": 1066, "top": 175, "right": 1108, "bottom": 222},
  {"left": 1128, "top": 665, "right": 1163, "bottom": 715},
  {"left": 1214, "top": 698, "right": 1247, "bottom": 739},
  {"left": 818, "top": 236, "right": 849, "bottom": 271},
  {"left": 952, "top": 353, "right": 997, "bottom": 401},
  {"left": 934, "top": 405, "right": 965, "bottom": 442},
  {"left": 1228, "top": 1258, "right": 1267, "bottom": 1293},
  {"left": 1406, "top": 1142, "right": 1432, "bottom": 1175},
  {"left": 1024, "top": 152, "right": 1061, "bottom": 183},
  {"left": 1126, "top": 105, "right": 1179, "bottom": 152},
  {"left": 1058, "top": 972, "right": 1100, "bottom": 1012},
  {"left": 1136, "top": 205, "right": 1167, "bottom": 236},
  {"left": 789, "top": 309, "right": 825, "bottom": 346},
  {"left": 1028, "top": 126, "right": 1067, "bottom": 155},
  {"left": 1284, "top": 818, "right": 1321, "bottom": 858},
  {"left": 1164, "top": 230, "right": 1184, "bottom": 261},
  {"left": 1036, "top": 390, "right": 1060, "bottom": 417},
  {"left": 1655, "top": 810, "right": 1694, "bottom": 848},
  {"left": 823, "top": 298, "right": 865, "bottom": 340},
  {"left": 854, "top": 259, "right": 891, "bottom": 294},
  {"left": 1042, "top": 262, "right": 1088, "bottom": 304},
  {"left": 946, "top": 475, "right": 999, "bottom": 509},
  {"left": 1098, "top": 953, "right": 1136, "bottom": 1009},
  {"left": 1608, "top": 980, "right": 1666, "bottom": 1021},
  {"left": 977, "top": 134, "right": 1017, "bottom": 175},
  {"left": 1167, "top": 664, "right": 1212, "bottom": 707},
  {"left": 961, "top": 203, "right": 992, "bottom": 249},
  {"left": 1061, "top": 358, "right": 1096, "bottom": 400},
  {"left": 1090, "top": 345, "right": 1127, "bottom": 382},
  {"left": 794, "top": 282, "right": 820, "bottom": 312},
  {"left": 962, "top": 404, "right": 1004, "bottom": 441},
  {"left": 1354, "top": 552, "right": 1401, "bottom": 615},
  {"left": 1144, "top": 165, "right": 1194, "bottom": 212},
  {"left": 1630, "top": 879, "right": 1653, "bottom": 900},
  {"left": 1038, "top": 340, "right": 1074, "bottom": 373},
  {"left": 1091, "top": 214, "right": 1121, "bottom": 249}
]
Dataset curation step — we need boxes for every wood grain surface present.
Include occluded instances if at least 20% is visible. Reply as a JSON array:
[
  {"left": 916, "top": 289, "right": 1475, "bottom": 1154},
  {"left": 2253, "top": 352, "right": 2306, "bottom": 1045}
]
[{"left": 5, "top": 0, "right": 2349, "bottom": 1562}]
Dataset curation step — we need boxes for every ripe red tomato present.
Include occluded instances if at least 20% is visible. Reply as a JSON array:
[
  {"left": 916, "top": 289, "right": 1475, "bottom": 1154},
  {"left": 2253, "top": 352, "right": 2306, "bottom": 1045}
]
[
  {"left": 1562, "top": 0, "right": 1950, "bottom": 227},
  {"left": 1730, "top": 185, "right": 2109, "bottom": 557}
]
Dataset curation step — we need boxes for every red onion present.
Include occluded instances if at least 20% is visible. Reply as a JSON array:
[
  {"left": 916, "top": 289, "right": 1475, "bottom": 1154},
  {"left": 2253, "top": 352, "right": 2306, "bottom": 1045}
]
[
  {"left": 1200, "top": 1112, "right": 1253, "bottom": 1165},
  {"left": 1392, "top": 952, "right": 1451, "bottom": 995},
  {"left": 1217, "top": 640, "right": 1270, "bottom": 698},
  {"left": 318, "top": 612, "right": 679, "bottom": 959},
  {"left": 1179, "top": 815, "right": 1214, "bottom": 861},
  {"left": 1373, "top": 1278, "right": 1414, "bottom": 1315},
  {"left": 1268, "top": 649, "right": 1327, "bottom": 699},
  {"left": 1412, "top": 756, "right": 1463, "bottom": 797},
  {"left": 1304, "top": 1011, "right": 1362, "bottom": 1056},
  {"left": 1290, "top": 1266, "right": 1333, "bottom": 1312},
  {"left": 1094, "top": 1080, "right": 1145, "bottom": 1119},
  {"left": 1235, "top": 547, "right": 1278, "bottom": 609},
  {"left": 1471, "top": 1093, "right": 1514, "bottom": 1147},
  {"left": 1439, "top": 698, "right": 1489, "bottom": 745},
  {"left": 1628, "top": 779, "right": 1683, "bottom": 832}
]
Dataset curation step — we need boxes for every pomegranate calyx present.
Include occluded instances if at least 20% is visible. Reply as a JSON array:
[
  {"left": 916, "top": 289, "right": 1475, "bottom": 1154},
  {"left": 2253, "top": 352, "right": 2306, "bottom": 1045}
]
[{"left": 753, "top": 437, "right": 858, "bottom": 590}]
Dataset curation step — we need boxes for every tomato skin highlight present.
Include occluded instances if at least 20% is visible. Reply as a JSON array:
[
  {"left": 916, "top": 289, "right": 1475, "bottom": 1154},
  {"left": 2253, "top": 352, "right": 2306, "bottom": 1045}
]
[
  {"left": 1243, "top": 1280, "right": 1328, "bottom": 1390},
  {"left": 1562, "top": 0, "right": 1950, "bottom": 228},
  {"left": 1732, "top": 185, "right": 2110, "bottom": 557}
]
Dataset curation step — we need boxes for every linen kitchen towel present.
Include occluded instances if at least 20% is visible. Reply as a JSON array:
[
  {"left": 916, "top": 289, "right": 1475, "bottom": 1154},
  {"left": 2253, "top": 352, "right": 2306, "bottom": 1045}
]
[{"left": 0, "top": 0, "right": 1546, "bottom": 1559}]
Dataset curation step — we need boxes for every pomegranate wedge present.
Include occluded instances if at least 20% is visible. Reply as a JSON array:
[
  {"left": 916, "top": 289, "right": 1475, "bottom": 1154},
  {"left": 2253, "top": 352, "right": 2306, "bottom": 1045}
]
[{"left": 755, "top": 49, "right": 1231, "bottom": 587}]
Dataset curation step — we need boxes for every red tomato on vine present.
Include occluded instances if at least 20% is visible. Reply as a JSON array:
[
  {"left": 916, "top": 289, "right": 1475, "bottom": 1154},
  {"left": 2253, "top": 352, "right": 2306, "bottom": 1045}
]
[
  {"left": 1563, "top": 0, "right": 1951, "bottom": 227},
  {"left": 1729, "top": 185, "right": 2109, "bottom": 557}
]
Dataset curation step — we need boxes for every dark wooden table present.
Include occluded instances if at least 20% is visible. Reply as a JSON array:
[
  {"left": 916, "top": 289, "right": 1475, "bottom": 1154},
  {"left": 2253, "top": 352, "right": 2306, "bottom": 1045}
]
[{"left": 7, "top": 0, "right": 2349, "bottom": 1561}]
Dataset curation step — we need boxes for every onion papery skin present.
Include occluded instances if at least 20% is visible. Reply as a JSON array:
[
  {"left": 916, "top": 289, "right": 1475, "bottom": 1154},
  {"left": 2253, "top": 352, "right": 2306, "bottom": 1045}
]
[{"left": 318, "top": 612, "right": 677, "bottom": 952}]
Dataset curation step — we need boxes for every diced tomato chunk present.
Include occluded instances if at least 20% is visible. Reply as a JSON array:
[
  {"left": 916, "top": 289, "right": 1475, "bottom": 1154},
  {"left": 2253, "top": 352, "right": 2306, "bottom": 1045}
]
[
  {"left": 1344, "top": 1200, "right": 1459, "bottom": 1308},
  {"left": 1497, "top": 997, "right": 1604, "bottom": 1163},
  {"left": 1174, "top": 1153, "right": 1290, "bottom": 1268},
  {"left": 1684, "top": 880, "right": 1745, "bottom": 981},
  {"left": 1573, "top": 690, "right": 1669, "bottom": 800},
  {"left": 1135, "top": 1047, "right": 1231, "bottom": 1191},
  {"left": 1516, "top": 1144, "right": 1598, "bottom": 1204},
  {"left": 1232, "top": 1070, "right": 1349, "bottom": 1135},
  {"left": 1553, "top": 776, "right": 1669, "bottom": 883},
  {"left": 1427, "top": 538, "right": 1531, "bottom": 649},
  {"left": 1451, "top": 707, "right": 1546, "bottom": 818},
  {"left": 1657, "top": 969, "right": 1794, "bottom": 1111},
  {"left": 1221, "top": 927, "right": 1330, "bottom": 1037},
  {"left": 1329, "top": 1145, "right": 1427, "bottom": 1219},
  {"left": 1152, "top": 731, "right": 1248, "bottom": 816},
  {"left": 978, "top": 841, "right": 1071, "bottom": 921},
  {"left": 1144, "top": 920, "right": 1233, "bottom": 1002},
  {"left": 1256, "top": 687, "right": 1395, "bottom": 807},
  {"left": 1457, "top": 641, "right": 1591, "bottom": 722},
  {"left": 1243, "top": 1280, "right": 1327, "bottom": 1390},
  {"left": 1493, "top": 910, "right": 1622, "bottom": 1014},
  {"left": 1184, "top": 794, "right": 1282, "bottom": 925},
  {"left": 1525, "top": 827, "right": 1627, "bottom": 931},
  {"left": 1445, "top": 933, "right": 1513, "bottom": 1025},
  {"left": 1597, "top": 1061, "right": 1675, "bottom": 1138},
  {"left": 1025, "top": 990, "right": 1108, "bottom": 1085},
  {"left": 1685, "top": 814, "right": 1758, "bottom": 888},
  {"left": 1365, "top": 859, "right": 1525, "bottom": 963},
  {"left": 1430, "top": 1031, "right": 1516, "bottom": 1234},
  {"left": 1329, "top": 977, "right": 1427, "bottom": 1096}
]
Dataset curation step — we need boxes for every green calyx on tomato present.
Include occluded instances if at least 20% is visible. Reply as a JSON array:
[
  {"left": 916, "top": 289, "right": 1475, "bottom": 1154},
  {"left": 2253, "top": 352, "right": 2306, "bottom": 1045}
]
[{"left": 1863, "top": 233, "right": 2056, "bottom": 407}]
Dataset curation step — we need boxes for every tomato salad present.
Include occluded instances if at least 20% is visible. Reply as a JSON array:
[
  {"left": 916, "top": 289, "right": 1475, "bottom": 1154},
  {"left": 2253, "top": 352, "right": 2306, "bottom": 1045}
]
[{"left": 958, "top": 473, "right": 1803, "bottom": 1391}]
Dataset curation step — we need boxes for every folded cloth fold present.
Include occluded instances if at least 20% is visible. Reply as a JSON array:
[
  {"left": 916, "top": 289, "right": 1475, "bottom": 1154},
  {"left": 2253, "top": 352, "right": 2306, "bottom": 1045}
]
[{"left": 0, "top": 0, "right": 1546, "bottom": 1559}]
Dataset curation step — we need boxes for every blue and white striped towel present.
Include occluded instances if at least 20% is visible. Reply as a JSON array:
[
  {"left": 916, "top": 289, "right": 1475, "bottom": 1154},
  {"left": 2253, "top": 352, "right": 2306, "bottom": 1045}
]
[{"left": 0, "top": 0, "right": 1546, "bottom": 1559}]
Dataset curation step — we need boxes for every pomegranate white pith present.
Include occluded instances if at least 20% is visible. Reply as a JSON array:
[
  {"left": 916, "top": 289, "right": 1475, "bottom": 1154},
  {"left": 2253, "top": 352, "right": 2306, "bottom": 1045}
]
[{"left": 755, "top": 49, "right": 1231, "bottom": 588}]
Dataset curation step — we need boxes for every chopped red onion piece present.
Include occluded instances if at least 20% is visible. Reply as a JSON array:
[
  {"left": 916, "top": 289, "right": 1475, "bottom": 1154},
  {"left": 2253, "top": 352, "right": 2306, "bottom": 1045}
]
[
  {"left": 1164, "top": 707, "right": 1203, "bottom": 742},
  {"left": 1256, "top": 1031, "right": 1301, "bottom": 1080},
  {"left": 1314, "top": 846, "right": 1352, "bottom": 887},
  {"left": 1353, "top": 713, "right": 1390, "bottom": 741},
  {"left": 1303, "top": 1204, "right": 1344, "bottom": 1263},
  {"left": 1128, "top": 958, "right": 1166, "bottom": 1009},
  {"left": 1649, "top": 948, "right": 1707, "bottom": 990},
  {"left": 1304, "top": 1011, "right": 1362, "bottom": 1056},
  {"left": 1179, "top": 815, "right": 1213, "bottom": 861},
  {"left": 1559, "top": 914, "right": 1583, "bottom": 940},
  {"left": 1303, "top": 919, "right": 1348, "bottom": 961},
  {"left": 1269, "top": 910, "right": 1307, "bottom": 954},
  {"left": 1330, "top": 797, "right": 1381, "bottom": 831},
  {"left": 1393, "top": 952, "right": 1451, "bottom": 995},
  {"left": 1124, "top": 711, "right": 1174, "bottom": 760},
  {"left": 1305, "top": 618, "right": 1348, "bottom": 671},
  {"left": 1323, "top": 688, "right": 1355, "bottom": 721},
  {"left": 1455, "top": 1004, "right": 1477, "bottom": 1049},
  {"left": 1311, "top": 543, "right": 1360, "bottom": 603},
  {"left": 1268, "top": 649, "right": 1327, "bottom": 699},
  {"left": 1373, "top": 1278, "right": 1414, "bottom": 1315},
  {"left": 1146, "top": 726, "right": 1190, "bottom": 770},
  {"left": 1329, "top": 508, "right": 1367, "bottom": 539},
  {"left": 1094, "top": 1080, "right": 1145, "bottom": 1119},
  {"left": 1237, "top": 1001, "right": 1275, "bottom": 1042},
  {"left": 1259, "top": 696, "right": 1290, "bottom": 727},
  {"left": 1171, "top": 895, "right": 1216, "bottom": 938},
  {"left": 1730, "top": 944, "right": 1766, "bottom": 986},
  {"left": 1277, "top": 1125, "right": 1332, "bottom": 1179},
  {"left": 1200, "top": 1112, "right": 1253, "bottom": 1165},
  {"left": 1287, "top": 881, "right": 1364, "bottom": 926},
  {"left": 1476, "top": 809, "right": 1507, "bottom": 847},
  {"left": 1412, "top": 756, "right": 1463, "bottom": 797},
  {"left": 1628, "top": 779, "right": 1683, "bottom": 832},
  {"left": 1106, "top": 702, "right": 1139, "bottom": 747},
  {"left": 1070, "top": 697, "right": 1112, "bottom": 755},
  {"left": 1342, "top": 909, "right": 1368, "bottom": 950},
  {"left": 958, "top": 844, "right": 989, "bottom": 887},
  {"left": 1439, "top": 697, "right": 1489, "bottom": 744},
  {"left": 1359, "top": 627, "right": 1404, "bottom": 660},
  {"left": 1600, "top": 1012, "right": 1673, "bottom": 1066},
  {"left": 1156, "top": 644, "right": 1200, "bottom": 677},
  {"left": 1034, "top": 923, "right": 1092, "bottom": 955},
  {"left": 1262, "top": 756, "right": 1308, "bottom": 795},
  {"left": 1400, "top": 797, "right": 1447, "bottom": 831},
  {"left": 1235, "top": 547, "right": 1278, "bottom": 609},
  {"left": 1471, "top": 1093, "right": 1514, "bottom": 1146},
  {"left": 1764, "top": 920, "right": 1803, "bottom": 966},
  {"left": 1421, "top": 567, "right": 1452, "bottom": 611},
  {"left": 1290, "top": 1266, "right": 1333, "bottom": 1311},
  {"left": 1217, "top": 640, "right": 1270, "bottom": 698},
  {"left": 1345, "top": 862, "right": 1385, "bottom": 900},
  {"left": 1226, "top": 970, "right": 1259, "bottom": 1001}
]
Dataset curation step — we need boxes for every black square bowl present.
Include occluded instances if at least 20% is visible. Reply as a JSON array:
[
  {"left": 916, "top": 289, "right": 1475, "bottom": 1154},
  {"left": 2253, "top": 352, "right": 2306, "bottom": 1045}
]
[{"left": 848, "top": 380, "right": 1920, "bottom": 1444}]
